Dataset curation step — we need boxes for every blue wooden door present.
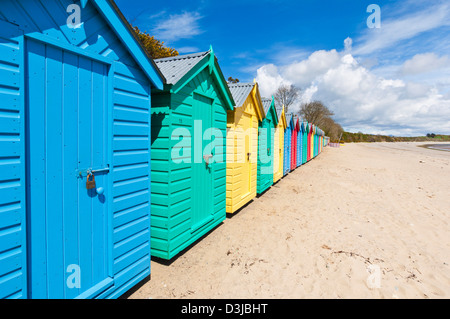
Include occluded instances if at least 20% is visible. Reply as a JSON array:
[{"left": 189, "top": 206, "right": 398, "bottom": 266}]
[
  {"left": 284, "top": 128, "right": 291, "bottom": 175},
  {"left": 26, "top": 40, "right": 111, "bottom": 299},
  {"left": 191, "top": 93, "right": 213, "bottom": 233}
]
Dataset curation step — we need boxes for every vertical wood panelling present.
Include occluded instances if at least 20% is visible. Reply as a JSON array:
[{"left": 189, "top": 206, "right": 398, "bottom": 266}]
[
  {"left": 27, "top": 41, "right": 110, "bottom": 298},
  {"left": 284, "top": 123, "right": 291, "bottom": 175},
  {"left": 273, "top": 110, "right": 284, "bottom": 183}
]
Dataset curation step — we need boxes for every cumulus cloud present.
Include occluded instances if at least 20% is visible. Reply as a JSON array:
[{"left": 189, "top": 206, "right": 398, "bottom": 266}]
[
  {"left": 255, "top": 45, "right": 450, "bottom": 136},
  {"left": 256, "top": 64, "right": 292, "bottom": 98},
  {"left": 344, "top": 37, "right": 353, "bottom": 53},
  {"left": 401, "top": 53, "right": 450, "bottom": 75}
]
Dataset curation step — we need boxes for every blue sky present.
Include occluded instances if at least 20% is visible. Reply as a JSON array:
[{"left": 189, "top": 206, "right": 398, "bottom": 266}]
[{"left": 115, "top": 0, "right": 450, "bottom": 136}]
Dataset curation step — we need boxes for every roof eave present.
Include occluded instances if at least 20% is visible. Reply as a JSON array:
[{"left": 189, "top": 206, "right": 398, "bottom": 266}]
[
  {"left": 252, "top": 84, "right": 266, "bottom": 121},
  {"left": 93, "top": 0, "right": 166, "bottom": 90},
  {"left": 164, "top": 51, "right": 235, "bottom": 110}
]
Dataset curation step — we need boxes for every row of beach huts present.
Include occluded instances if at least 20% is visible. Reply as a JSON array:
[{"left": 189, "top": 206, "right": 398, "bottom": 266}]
[{"left": 0, "top": 0, "right": 329, "bottom": 299}]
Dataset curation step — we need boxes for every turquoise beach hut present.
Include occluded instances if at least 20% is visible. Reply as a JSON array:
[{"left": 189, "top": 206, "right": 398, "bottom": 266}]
[
  {"left": 301, "top": 122, "right": 308, "bottom": 164},
  {"left": 283, "top": 114, "right": 294, "bottom": 175},
  {"left": 257, "top": 97, "right": 278, "bottom": 194},
  {"left": 150, "top": 49, "right": 235, "bottom": 260}
]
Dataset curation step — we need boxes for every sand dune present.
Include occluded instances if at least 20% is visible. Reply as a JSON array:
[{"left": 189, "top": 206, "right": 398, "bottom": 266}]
[{"left": 129, "top": 142, "right": 450, "bottom": 299}]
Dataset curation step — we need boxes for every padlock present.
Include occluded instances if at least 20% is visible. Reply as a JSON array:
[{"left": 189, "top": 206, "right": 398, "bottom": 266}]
[{"left": 86, "top": 174, "right": 96, "bottom": 190}]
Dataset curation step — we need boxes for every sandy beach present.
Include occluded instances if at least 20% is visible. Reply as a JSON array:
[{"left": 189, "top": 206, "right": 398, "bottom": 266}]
[{"left": 129, "top": 142, "right": 450, "bottom": 299}]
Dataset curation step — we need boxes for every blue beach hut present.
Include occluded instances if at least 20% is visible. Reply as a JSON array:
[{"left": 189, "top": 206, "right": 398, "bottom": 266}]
[
  {"left": 0, "top": 0, "right": 164, "bottom": 299},
  {"left": 283, "top": 113, "right": 294, "bottom": 175},
  {"left": 295, "top": 116, "right": 302, "bottom": 168}
]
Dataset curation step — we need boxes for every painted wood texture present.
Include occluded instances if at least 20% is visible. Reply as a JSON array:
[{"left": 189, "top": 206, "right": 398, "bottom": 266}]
[
  {"left": 0, "top": 0, "right": 154, "bottom": 299},
  {"left": 302, "top": 124, "right": 308, "bottom": 165},
  {"left": 226, "top": 93, "right": 260, "bottom": 214},
  {"left": 0, "top": 19, "right": 26, "bottom": 299},
  {"left": 257, "top": 118, "right": 274, "bottom": 194},
  {"left": 273, "top": 107, "right": 286, "bottom": 183},
  {"left": 151, "top": 65, "right": 228, "bottom": 260},
  {"left": 283, "top": 119, "right": 292, "bottom": 176}
]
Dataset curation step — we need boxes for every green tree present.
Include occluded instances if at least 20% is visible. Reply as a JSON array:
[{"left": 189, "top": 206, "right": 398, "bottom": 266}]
[{"left": 133, "top": 26, "right": 179, "bottom": 59}]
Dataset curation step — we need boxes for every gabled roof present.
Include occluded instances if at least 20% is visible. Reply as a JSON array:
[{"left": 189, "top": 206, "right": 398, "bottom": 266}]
[
  {"left": 261, "top": 97, "right": 279, "bottom": 127},
  {"left": 154, "top": 48, "right": 235, "bottom": 110},
  {"left": 275, "top": 103, "right": 287, "bottom": 129},
  {"left": 228, "top": 82, "right": 265, "bottom": 120},
  {"left": 293, "top": 115, "right": 300, "bottom": 130},
  {"left": 90, "top": 0, "right": 165, "bottom": 89},
  {"left": 301, "top": 122, "right": 308, "bottom": 132},
  {"left": 286, "top": 113, "right": 295, "bottom": 128},
  {"left": 261, "top": 98, "right": 272, "bottom": 115},
  {"left": 275, "top": 105, "right": 283, "bottom": 119},
  {"left": 228, "top": 83, "right": 255, "bottom": 109},
  {"left": 155, "top": 51, "right": 210, "bottom": 85}
]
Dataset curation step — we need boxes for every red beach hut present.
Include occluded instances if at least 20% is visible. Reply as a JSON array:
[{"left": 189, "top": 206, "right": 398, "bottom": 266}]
[{"left": 290, "top": 115, "right": 300, "bottom": 170}]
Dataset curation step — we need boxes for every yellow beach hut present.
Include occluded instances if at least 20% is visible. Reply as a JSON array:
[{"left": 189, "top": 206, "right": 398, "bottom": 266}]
[
  {"left": 273, "top": 103, "right": 287, "bottom": 183},
  {"left": 226, "top": 82, "right": 265, "bottom": 214}
]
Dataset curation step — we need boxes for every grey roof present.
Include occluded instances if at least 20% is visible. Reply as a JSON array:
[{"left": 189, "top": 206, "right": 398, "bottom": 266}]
[
  {"left": 275, "top": 105, "right": 283, "bottom": 120},
  {"left": 154, "top": 51, "right": 210, "bottom": 85},
  {"left": 274, "top": 100, "right": 283, "bottom": 120},
  {"left": 286, "top": 113, "right": 294, "bottom": 124},
  {"left": 301, "top": 122, "right": 308, "bottom": 131},
  {"left": 261, "top": 98, "right": 273, "bottom": 115},
  {"left": 293, "top": 115, "right": 300, "bottom": 128},
  {"left": 228, "top": 82, "right": 255, "bottom": 108}
]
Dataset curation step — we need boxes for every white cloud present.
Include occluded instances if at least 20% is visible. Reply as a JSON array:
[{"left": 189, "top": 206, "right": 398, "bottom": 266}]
[
  {"left": 256, "top": 49, "right": 450, "bottom": 136},
  {"left": 152, "top": 12, "right": 204, "bottom": 42},
  {"left": 280, "top": 50, "right": 341, "bottom": 88},
  {"left": 253, "top": 1, "right": 450, "bottom": 136},
  {"left": 401, "top": 53, "right": 450, "bottom": 75},
  {"left": 256, "top": 64, "right": 292, "bottom": 98},
  {"left": 344, "top": 37, "right": 353, "bottom": 53}
]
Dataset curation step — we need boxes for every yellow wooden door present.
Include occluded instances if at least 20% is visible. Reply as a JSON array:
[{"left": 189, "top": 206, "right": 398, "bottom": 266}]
[
  {"left": 273, "top": 126, "right": 279, "bottom": 177},
  {"left": 278, "top": 126, "right": 284, "bottom": 176},
  {"left": 242, "top": 112, "right": 252, "bottom": 198}
]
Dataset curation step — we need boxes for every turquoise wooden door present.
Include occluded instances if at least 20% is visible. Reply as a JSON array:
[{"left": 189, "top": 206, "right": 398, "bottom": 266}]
[
  {"left": 26, "top": 41, "right": 111, "bottom": 299},
  {"left": 191, "top": 93, "right": 213, "bottom": 232},
  {"left": 258, "top": 119, "right": 272, "bottom": 193}
]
